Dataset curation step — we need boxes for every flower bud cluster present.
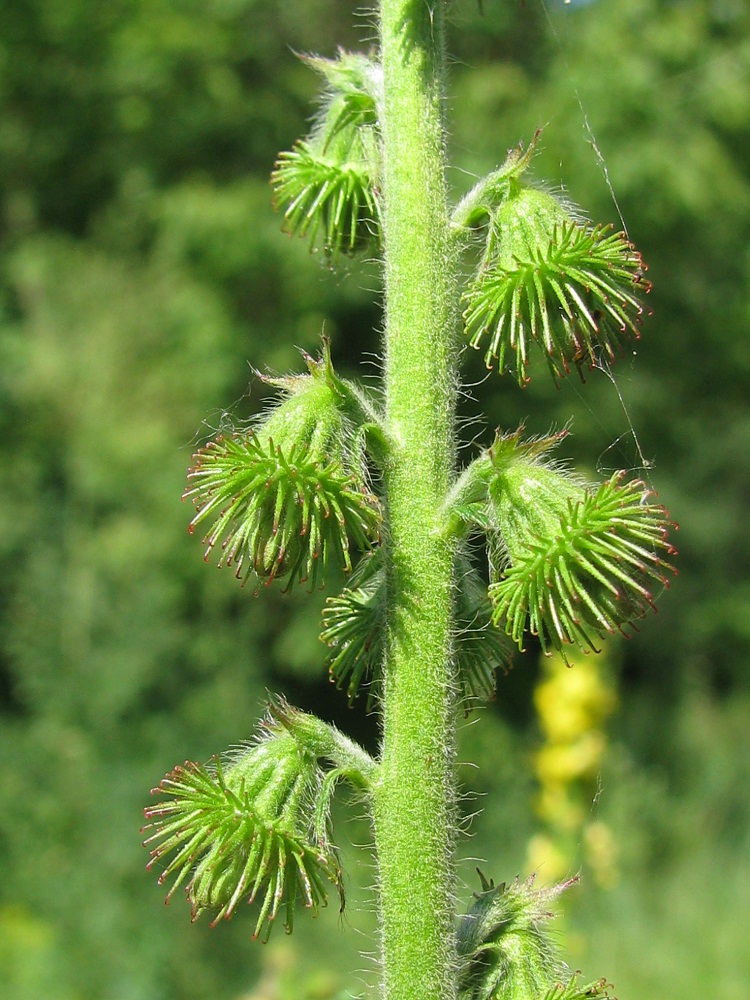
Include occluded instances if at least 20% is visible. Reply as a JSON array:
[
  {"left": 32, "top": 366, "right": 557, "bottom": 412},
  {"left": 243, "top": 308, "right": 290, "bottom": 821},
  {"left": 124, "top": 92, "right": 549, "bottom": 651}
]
[
  {"left": 184, "top": 346, "right": 380, "bottom": 590},
  {"left": 459, "top": 139, "right": 649, "bottom": 385}
]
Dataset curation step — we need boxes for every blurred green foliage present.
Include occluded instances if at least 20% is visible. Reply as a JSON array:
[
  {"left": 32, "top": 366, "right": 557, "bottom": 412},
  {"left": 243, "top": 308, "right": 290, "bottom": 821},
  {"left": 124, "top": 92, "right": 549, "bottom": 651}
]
[{"left": 0, "top": 0, "right": 748, "bottom": 997}]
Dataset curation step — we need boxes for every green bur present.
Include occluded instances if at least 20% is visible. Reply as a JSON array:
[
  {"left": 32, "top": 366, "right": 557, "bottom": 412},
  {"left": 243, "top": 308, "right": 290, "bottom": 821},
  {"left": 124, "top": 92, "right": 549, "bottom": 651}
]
[
  {"left": 184, "top": 345, "right": 380, "bottom": 589},
  {"left": 461, "top": 142, "right": 648, "bottom": 385},
  {"left": 143, "top": 724, "right": 342, "bottom": 941},
  {"left": 457, "top": 873, "right": 614, "bottom": 1000},
  {"left": 484, "top": 431, "right": 676, "bottom": 656}
]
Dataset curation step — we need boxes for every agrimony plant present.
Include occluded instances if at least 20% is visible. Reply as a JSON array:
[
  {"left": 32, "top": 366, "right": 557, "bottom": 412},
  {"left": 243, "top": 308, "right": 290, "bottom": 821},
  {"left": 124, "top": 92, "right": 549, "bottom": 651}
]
[{"left": 145, "top": 4, "right": 675, "bottom": 999}]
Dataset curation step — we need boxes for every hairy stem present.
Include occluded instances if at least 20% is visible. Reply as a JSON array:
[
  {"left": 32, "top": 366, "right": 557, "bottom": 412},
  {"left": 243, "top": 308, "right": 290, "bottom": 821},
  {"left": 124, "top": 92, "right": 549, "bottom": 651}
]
[{"left": 374, "top": 2, "right": 460, "bottom": 998}]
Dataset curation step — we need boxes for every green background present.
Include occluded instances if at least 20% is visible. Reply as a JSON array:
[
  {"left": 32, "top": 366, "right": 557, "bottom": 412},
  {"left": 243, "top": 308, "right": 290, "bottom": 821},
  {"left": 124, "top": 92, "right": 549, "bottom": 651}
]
[{"left": 0, "top": 0, "right": 748, "bottom": 996}]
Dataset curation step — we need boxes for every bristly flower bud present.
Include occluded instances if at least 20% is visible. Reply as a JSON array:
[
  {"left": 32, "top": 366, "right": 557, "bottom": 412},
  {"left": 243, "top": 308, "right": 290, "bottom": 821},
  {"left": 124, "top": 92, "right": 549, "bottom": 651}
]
[
  {"left": 457, "top": 871, "right": 615, "bottom": 1000},
  {"left": 184, "top": 343, "right": 381, "bottom": 590},
  {"left": 460, "top": 138, "right": 650, "bottom": 385},
  {"left": 142, "top": 713, "right": 343, "bottom": 941},
  {"left": 485, "top": 429, "right": 677, "bottom": 656},
  {"left": 272, "top": 50, "right": 382, "bottom": 258},
  {"left": 320, "top": 550, "right": 513, "bottom": 710}
]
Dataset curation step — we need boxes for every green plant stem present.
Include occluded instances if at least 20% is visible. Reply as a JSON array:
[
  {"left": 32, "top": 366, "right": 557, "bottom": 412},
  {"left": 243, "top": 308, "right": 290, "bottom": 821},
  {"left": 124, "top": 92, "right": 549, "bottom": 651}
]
[
  {"left": 374, "top": 2, "right": 460, "bottom": 998},
  {"left": 270, "top": 699, "right": 377, "bottom": 790}
]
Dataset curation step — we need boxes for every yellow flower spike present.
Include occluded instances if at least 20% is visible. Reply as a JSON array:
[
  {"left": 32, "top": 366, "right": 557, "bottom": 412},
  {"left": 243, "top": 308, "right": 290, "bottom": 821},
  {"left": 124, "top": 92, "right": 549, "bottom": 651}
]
[
  {"left": 535, "top": 732, "right": 607, "bottom": 785},
  {"left": 584, "top": 821, "right": 620, "bottom": 890},
  {"left": 528, "top": 643, "right": 620, "bottom": 897},
  {"left": 534, "top": 784, "right": 584, "bottom": 831},
  {"left": 534, "top": 650, "right": 618, "bottom": 745}
]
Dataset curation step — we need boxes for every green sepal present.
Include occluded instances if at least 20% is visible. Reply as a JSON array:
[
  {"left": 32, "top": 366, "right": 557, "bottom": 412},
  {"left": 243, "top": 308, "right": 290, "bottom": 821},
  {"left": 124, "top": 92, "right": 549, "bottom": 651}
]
[
  {"left": 458, "top": 872, "right": 614, "bottom": 1000},
  {"left": 439, "top": 454, "right": 495, "bottom": 540},
  {"left": 464, "top": 221, "right": 649, "bottom": 386},
  {"left": 255, "top": 343, "right": 351, "bottom": 457},
  {"left": 185, "top": 433, "right": 380, "bottom": 589},
  {"left": 452, "top": 133, "right": 539, "bottom": 232},
  {"left": 320, "top": 549, "right": 386, "bottom": 708},
  {"left": 450, "top": 428, "right": 677, "bottom": 658},
  {"left": 302, "top": 50, "right": 381, "bottom": 147},
  {"left": 268, "top": 696, "right": 377, "bottom": 791},
  {"left": 486, "top": 428, "right": 584, "bottom": 562},
  {"left": 142, "top": 717, "right": 343, "bottom": 941},
  {"left": 442, "top": 428, "right": 574, "bottom": 543},
  {"left": 542, "top": 977, "right": 616, "bottom": 1000},
  {"left": 261, "top": 339, "right": 388, "bottom": 466},
  {"left": 454, "top": 557, "right": 515, "bottom": 705},
  {"left": 272, "top": 141, "right": 380, "bottom": 257}
]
